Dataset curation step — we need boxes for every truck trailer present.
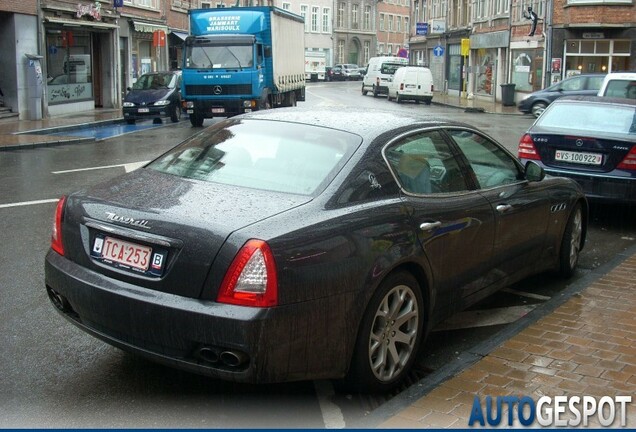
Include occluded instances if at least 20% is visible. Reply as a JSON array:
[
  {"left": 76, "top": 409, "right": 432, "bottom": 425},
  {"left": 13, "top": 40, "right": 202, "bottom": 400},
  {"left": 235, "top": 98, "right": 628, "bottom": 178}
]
[{"left": 182, "top": 6, "right": 306, "bottom": 126}]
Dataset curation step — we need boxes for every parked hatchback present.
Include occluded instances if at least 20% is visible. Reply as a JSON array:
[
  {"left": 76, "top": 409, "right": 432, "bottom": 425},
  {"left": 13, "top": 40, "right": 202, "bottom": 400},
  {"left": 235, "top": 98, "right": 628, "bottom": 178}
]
[
  {"left": 518, "top": 95, "right": 636, "bottom": 203},
  {"left": 123, "top": 71, "right": 182, "bottom": 124},
  {"left": 335, "top": 64, "right": 362, "bottom": 81},
  {"left": 517, "top": 74, "right": 604, "bottom": 118}
]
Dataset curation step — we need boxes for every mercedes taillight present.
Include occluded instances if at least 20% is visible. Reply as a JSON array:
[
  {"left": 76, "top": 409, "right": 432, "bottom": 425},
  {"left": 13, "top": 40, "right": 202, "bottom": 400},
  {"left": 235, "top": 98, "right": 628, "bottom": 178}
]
[{"left": 518, "top": 134, "right": 541, "bottom": 160}]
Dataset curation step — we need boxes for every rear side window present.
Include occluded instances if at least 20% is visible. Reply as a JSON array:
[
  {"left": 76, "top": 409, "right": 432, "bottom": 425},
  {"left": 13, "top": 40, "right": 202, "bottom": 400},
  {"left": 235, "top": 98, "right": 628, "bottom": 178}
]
[
  {"left": 148, "top": 119, "right": 361, "bottom": 195},
  {"left": 604, "top": 80, "right": 636, "bottom": 99}
]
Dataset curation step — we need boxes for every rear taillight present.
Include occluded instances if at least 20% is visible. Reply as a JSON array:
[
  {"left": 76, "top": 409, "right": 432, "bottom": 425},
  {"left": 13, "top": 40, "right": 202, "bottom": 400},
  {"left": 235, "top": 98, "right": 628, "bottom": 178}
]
[
  {"left": 430, "top": 84, "right": 434, "bottom": 92},
  {"left": 518, "top": 134, "right": 541, "bottom": 160},
  {"left": 617, "top": 146, "right": 636, "bottom": 170},
  {"left": 51, "top": 195, "right": 67, "bottom": 256},
  {"left": 217, "top": 239, "right": 278, "bottom": 307}
]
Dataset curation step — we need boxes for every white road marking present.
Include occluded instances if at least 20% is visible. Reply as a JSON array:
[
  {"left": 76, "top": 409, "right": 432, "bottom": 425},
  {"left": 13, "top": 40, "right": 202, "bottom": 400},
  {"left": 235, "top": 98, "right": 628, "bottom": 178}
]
[
  {"left": 0, "top": 199, "right": 59, "bottom": 209},
  {"left": 433, "top": 305, "right": 537, "bottom": 331},
  {"left": 1, "top": 162, "right": 150, "bottom": 209},
  {"left": 52, "top": 161, "right": 149, "bottom": 174},
  {"left": 313, "top": 380, "right": 346, "bottom": 429}
]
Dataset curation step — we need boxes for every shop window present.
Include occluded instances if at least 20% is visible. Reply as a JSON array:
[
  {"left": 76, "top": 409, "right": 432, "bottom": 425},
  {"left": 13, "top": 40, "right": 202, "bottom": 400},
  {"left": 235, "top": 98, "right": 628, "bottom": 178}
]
[{"left": 45, "top": 30, "right": 93, "bottom": 104}]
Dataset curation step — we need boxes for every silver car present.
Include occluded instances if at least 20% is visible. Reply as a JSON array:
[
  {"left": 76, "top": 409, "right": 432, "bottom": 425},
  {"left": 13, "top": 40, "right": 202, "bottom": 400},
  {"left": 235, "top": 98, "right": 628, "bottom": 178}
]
[{"left": 336, "top": 64, "right": 362, "bottom": 81}]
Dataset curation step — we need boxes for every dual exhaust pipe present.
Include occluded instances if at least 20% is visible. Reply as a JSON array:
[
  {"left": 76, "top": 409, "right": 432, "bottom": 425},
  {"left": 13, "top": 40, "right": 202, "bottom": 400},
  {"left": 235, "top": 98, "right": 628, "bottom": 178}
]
[{"left": 198, "top": 346, "right": 248, "bottom": 368}]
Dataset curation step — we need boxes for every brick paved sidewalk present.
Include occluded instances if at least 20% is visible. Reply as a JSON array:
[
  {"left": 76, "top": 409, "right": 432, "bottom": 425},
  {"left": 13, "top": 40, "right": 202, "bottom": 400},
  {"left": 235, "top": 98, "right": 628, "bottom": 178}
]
[{"left": 356, "top": 248, "right": 636, "bottom": 429}]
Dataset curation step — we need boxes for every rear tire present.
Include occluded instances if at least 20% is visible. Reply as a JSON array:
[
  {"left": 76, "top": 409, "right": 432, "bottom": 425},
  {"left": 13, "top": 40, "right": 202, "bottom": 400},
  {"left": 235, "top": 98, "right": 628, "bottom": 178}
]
[
  {"left": 559, "top": 202, "right": 583, "bottom": 278},
  {"left": 396, "top": 94, "right": 402, "bottom": 104},
  {"left": 373, "top": 86, "right": 379, "bottom": 98},
  {"left": 344, "top": 271, "right": 424, "bottom": 393},
  {"left": 362, "top": 84, "right": 368, "bottom": 96}
]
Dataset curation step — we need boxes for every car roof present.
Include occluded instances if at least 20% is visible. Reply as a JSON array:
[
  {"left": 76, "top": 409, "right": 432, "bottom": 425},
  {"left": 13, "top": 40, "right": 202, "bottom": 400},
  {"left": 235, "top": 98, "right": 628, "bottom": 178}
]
[
  {"left": 553, "top": 95, "right": 636, "bottom": 106},
  {"left": 238, "top": 107, "right": 471, "bottom": 141}
]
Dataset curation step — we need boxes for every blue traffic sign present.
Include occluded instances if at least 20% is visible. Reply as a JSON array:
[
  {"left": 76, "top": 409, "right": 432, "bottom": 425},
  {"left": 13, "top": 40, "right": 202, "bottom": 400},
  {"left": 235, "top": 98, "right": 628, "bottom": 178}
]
[{"left": 433, "top": 45, "right": 444, "bottom": 57}]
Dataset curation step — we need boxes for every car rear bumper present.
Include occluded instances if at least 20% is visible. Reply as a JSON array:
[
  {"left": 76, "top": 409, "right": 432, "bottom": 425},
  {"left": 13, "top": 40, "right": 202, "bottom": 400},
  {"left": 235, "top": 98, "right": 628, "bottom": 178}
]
[
  {"left": 544, "top": 168, "right": 636, "bottom": 203},
  {"left": 44, "top": 250, "right": 351, "bottom": 383}
]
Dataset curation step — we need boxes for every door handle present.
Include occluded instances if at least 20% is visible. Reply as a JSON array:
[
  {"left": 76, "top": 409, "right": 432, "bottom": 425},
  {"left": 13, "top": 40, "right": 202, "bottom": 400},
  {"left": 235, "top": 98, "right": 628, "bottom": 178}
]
[
  {"left": 496, "top": 204, "right": 512, "bottom": 213},
  {"left": 420, "top": 221, "right": 442, "bottom": 231}
]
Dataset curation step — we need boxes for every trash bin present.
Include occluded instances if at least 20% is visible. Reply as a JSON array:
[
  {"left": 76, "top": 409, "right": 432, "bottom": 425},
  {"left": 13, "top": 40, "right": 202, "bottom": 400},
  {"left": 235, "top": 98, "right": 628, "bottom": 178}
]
[{"left": 500, "top": 83, "right": 516, "bottom": 107}]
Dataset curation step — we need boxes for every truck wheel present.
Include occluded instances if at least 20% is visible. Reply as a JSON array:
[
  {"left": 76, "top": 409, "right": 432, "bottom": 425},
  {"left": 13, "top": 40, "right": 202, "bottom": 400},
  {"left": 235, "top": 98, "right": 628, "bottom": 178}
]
[
  {"left": 189, "top": 114, "right": 204, "bottom": 127},
  {"left": 373, "top": 86, "right": 378, "bottom": 98}
]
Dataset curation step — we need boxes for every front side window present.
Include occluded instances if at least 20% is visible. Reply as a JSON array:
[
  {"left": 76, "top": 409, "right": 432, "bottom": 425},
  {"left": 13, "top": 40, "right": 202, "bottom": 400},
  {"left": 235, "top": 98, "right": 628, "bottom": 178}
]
[
  {"left": 148, "top": 120, "right": 361, "bottom": 196},
  {"left": 385, "top": 130, "right": 469, "bottom": 194},
  {"left": 448, "top": 130, "right": 522, "bottom": 189}
]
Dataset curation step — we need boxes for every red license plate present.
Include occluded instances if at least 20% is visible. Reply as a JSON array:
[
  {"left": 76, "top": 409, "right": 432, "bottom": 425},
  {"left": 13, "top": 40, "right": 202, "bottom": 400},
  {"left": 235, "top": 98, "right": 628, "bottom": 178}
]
[{"left": 95, "top": 236, "right": 152, "bottom": 271}]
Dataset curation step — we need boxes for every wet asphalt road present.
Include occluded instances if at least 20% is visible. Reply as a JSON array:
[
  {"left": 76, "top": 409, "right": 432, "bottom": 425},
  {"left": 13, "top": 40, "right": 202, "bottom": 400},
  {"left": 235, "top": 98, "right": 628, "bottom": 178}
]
[{"left": 1, "top": 81, "right": 635, "bottom": 427}]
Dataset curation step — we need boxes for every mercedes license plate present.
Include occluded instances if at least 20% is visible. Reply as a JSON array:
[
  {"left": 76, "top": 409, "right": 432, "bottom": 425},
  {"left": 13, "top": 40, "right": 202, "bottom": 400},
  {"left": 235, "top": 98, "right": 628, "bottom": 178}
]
[{"left": 554, "top": 150, "right": 602, "bottom": 166}]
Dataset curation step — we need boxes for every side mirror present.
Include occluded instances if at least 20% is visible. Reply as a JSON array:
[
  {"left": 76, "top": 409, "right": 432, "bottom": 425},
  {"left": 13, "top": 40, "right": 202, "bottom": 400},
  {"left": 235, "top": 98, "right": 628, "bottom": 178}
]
[
  {"left": 525, "top": 161, "right": 545, "bottom": 182},
  {"left": 264, "top": 46, "right": 272, "bottom": 58}
]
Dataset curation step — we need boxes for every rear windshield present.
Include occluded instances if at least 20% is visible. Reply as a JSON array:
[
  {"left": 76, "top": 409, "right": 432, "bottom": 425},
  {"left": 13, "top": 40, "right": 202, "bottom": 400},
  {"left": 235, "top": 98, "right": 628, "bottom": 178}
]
[
  {"left": 380, "top": 63, "right": 405, "bottom": 75},
  {"left": 536, "top": 102, "right": 636, "bottom": 135},
  {"left": 148, "top": 119, "right": 362, "bottom": 195}
]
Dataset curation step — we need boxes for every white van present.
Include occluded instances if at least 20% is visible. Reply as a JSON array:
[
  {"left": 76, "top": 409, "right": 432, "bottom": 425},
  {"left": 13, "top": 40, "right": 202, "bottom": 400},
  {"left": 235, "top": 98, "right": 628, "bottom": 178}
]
[
  {"left": 597, "top": 72, "right": 636, "bottom": 99},
  {"left": 362, "top": 56, "right": 409, "bottom": 97},
  {"left": 387, "top": 66, "right": 434, "bottom": 105}
]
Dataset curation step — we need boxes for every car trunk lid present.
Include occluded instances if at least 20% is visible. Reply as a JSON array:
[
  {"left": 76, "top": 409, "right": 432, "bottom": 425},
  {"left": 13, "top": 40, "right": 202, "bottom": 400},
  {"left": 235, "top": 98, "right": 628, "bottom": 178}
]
[
  {"left": 531, "top": 133, "right": 635, "bottom": 173},
  {"left": 61, "top": 168, "right": 310, "bottom": 299}
]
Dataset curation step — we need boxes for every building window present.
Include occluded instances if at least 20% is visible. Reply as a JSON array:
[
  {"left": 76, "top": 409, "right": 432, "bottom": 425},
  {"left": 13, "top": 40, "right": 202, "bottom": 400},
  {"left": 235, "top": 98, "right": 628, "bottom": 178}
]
[
  {"left": 397, "top": 16, "right": 402, "bottom": 32},
  {"left": 388, "top": 44, "right": 393, "bottom": 55},
  {"left": 352, "top": 4, "right": 359, "bottom": 29},
  {"left": 338, "top": 40, "right": 345, "bottom": 63},
  {"left": 282, "top": 2, "right": 291, "bottom": 10},
  {"left": 364, "top": 41, "right": 370, "bottom": 65},
  {"left": 322, "top": 8, "right": 331, "bottom": 33},
  {"left": 364, "top": 6, "right": 371, "bottom": 30},
  {"left": 563, "top": 39, "right": 631, "bottom": 75},
  {"left": 379, "top": 13, "right": 385, "bottom": 31},
  {"left": 404, "top": 17, "right": 409, "bottom": 33},
  {"left": 311, "top": 6, "right": 319, "bottom": 32},
  {"left": 337, "top": 2, "right": 345, "bottom": 28},
  {"left": 388, "top": 15, "right": 393, "bottom": 32},
  {"left": 300, "top": 5, "right": 308, "bottom": 31},
  {"left": 378, "top": 43, "right": 385, "bottom": 55}
]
